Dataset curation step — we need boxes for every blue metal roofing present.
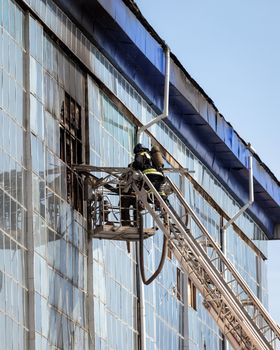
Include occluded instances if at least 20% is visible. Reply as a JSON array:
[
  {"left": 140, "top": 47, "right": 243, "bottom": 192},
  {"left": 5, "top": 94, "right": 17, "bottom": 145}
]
[{"left": 54, "top": 0, "right": 280, "bottom": 239}]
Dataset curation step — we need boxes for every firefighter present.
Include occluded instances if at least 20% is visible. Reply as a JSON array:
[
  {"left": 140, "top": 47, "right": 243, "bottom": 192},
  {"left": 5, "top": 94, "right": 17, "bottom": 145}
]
[
  {"left": 132, "top": 143, "right": 152, "bottom": 171},
  {"left": 132, "top": 143, "right": 167, "bottom": 201},
  {"left": 119, "top": 167, "right": 138, "bottom": 226},
  {"left": 120, "top": 143, "right": 167, "bottom": 226}
]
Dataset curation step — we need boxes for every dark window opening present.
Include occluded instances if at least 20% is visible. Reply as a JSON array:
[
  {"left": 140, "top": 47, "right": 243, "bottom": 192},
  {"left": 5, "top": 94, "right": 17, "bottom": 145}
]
[
  {"left": 176, "top": 267, "right": 182, "bottom": 301},
  {"left": 60, "top": 92, "right": 83, "bottom": 213},
  {"left": 167, "top": 246, "right": 172, "bottom": 260},
  {"left": 187, "top": 278, "right": 197, "bottom": 310}
]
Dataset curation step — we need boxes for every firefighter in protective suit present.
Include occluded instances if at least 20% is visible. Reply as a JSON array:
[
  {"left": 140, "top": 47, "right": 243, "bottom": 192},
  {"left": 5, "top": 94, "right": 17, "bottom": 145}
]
[
  {"left": 120, "top": 143, "right": 166, "bottom": 226},
  {"left": 132, "top": 143, "right": 166, "bottom": 201}
]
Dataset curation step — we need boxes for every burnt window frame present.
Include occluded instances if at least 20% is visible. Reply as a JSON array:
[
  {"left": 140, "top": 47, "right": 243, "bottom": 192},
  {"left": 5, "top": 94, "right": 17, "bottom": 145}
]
[{"left": 60, "top": 92, "right": 83, "bottom": 213}]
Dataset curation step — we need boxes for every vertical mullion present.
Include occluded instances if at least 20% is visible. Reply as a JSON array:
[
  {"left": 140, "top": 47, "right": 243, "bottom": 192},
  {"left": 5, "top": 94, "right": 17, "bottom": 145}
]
[{"left": 24, "top": 13, "right": 36, "bottom": 350}]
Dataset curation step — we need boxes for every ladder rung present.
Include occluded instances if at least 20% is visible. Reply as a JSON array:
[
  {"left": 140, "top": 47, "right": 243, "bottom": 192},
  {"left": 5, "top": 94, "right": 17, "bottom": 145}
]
[
  {"left": 236, "top": 290, "right": 247, "bottom": 299},
  {"left": 210, "top": 256, "right": 220, "bottom": 263},
  {"left": 252, "top": 312, "right": 262, "bottom": 321},
  {"left": 224, "top": 322, "right": 241, "bottom": 336},
  {"left": 223, "top": 309, "right": 232, "bottom": 318},
  {"left": 259, "top": 324, "right": 270, "bottom": 332},
  {"left": 241, "top": 299, "right": 254, "bottom": 306},
  {"left": 194, "top": 234, "right": 205, "bottom": 241},
  {"left": 204, "top": 288, "right": 222, "bottom": 300},
  {"left": 269, "top": 335, "right": 278, "bottom": 343},
  {"left": 226, "top": 278, "right": 236, "bottom": 285}
]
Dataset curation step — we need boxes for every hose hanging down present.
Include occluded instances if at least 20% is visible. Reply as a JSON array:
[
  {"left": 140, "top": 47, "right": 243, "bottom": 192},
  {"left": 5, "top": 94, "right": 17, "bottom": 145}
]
[{"left": 139, "top": 213, "right": 168, "bottom": 285}]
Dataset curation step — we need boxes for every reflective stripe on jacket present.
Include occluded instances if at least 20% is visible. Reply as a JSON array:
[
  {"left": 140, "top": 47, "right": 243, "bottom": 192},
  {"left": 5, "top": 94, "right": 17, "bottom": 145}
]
[{"left": 143, "top": 168, "right": 164, "bottom": 177}]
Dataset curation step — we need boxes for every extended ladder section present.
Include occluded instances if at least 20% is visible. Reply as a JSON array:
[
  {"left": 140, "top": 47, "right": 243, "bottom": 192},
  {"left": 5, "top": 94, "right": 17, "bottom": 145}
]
[
  {"left": 132, "top": 173, "right": 280, "bottom": 350},
  {"left": 78, "top": 165, "right": 280, "bottom": 350}
]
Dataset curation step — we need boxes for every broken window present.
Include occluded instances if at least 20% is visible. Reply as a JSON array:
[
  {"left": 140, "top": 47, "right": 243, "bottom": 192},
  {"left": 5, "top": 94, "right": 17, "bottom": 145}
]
[{"left": 60, "top": 92, "right": 83, "bottom": 213}]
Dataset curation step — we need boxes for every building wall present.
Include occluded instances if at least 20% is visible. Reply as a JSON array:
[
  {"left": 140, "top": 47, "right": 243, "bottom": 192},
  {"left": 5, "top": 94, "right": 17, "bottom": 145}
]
[
  {"left": 0, "top": 1, "right": 28, "bottom": 348},
  {"left": 0, "top": 0, "right": 268, "bottom": 349}
]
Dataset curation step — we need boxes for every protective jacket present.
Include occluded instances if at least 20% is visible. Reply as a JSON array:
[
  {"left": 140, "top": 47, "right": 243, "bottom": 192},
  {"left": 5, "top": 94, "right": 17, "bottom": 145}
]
[
  {"left": 132, "top": 149, "right": 151, "bottom": 170},
  {"left": 133, "top": 150, "right": 164, "bottom": 177}
]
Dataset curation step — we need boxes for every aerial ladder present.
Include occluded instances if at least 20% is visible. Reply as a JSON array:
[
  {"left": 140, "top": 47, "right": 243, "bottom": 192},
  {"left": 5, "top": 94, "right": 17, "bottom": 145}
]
[{"left": 76, "top": 165, "right": 280, "bottom": 350}]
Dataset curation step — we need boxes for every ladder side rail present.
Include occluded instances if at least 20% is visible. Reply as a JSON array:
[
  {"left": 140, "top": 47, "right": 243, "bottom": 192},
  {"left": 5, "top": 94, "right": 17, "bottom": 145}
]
[
  {"left": 89, "top": 169, "right": 279, "bottom": 348},
  {"left": 170, "top": 242, "right": 255, "bottom": 350},
  {"left": 166, "top": 177, "right": 280, "bottom": 341},
  {"left": 170, "top": 231, "right": 270, "bottom": 350},
  {"left": 135, "top": 174, "right": 272, "bottom": 350}
]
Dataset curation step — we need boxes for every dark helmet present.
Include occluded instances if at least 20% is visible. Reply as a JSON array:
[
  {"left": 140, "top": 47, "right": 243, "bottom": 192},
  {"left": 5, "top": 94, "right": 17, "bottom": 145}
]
[{"left": 133, "top": 143, "right": 144, "bottom": 154}]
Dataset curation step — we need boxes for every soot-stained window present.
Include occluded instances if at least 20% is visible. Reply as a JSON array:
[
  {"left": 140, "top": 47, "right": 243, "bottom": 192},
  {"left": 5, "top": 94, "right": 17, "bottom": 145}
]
[{"left": 60, "top": 92, "right": 83, "bottom": 213}]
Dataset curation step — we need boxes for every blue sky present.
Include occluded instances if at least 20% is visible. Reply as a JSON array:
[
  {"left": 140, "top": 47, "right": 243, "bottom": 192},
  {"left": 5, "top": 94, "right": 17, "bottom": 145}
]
[{"left": 136, "top": 0, "right": 280, "bottom": 325}]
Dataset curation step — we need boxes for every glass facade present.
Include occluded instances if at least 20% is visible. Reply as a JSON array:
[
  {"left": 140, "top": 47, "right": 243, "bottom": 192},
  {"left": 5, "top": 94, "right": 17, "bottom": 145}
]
[
  {"left": 32, "top": 20, "right": 89, "bottom": 348},
  {"left": 0, "top": 0, "right": 269, "bottom": 349},
  {"left": 0, "top": 1, "right": 28, "bottom": 349}
]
